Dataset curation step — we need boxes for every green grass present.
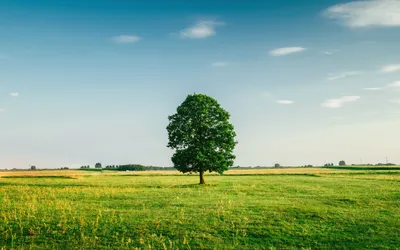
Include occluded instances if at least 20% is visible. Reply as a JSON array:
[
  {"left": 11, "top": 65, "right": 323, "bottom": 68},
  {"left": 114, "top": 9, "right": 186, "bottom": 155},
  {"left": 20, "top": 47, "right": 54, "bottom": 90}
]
[{"left": 1, "top": 170, "right": 399, "bottom": 249}]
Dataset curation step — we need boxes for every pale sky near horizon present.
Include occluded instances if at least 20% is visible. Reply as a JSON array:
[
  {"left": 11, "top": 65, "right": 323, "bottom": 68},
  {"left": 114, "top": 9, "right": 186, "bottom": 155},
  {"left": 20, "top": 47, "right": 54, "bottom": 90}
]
[{"left": 1, "top": 0, "right": 400, "bottom": 169}]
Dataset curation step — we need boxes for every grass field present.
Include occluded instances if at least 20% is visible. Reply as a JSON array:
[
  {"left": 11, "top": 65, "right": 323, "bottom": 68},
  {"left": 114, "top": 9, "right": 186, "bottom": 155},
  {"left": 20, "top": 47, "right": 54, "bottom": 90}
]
[{"left": 1, "top": 168, "right": 399, "bottom": 249}]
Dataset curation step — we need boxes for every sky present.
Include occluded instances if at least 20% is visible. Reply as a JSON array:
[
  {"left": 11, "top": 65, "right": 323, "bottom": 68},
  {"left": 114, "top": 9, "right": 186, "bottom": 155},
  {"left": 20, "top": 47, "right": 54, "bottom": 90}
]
[{"left": 1, "top": 0, "right": 400, "bottom": 169}]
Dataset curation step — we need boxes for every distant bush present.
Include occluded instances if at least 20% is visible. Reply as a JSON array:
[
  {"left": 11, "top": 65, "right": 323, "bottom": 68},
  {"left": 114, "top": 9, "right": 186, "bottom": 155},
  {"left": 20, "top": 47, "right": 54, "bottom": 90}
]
[
  {"left": 339, "top": 161, "right": 346, "bottom": 166},
  {"left": 95, "top": 163, "right": 102, "bottom": 169},
  {"left": 30, "top": 165, "right": 36, "bottom": 170},
  {"left": 118, "top": 164, "right": 146, "bottom": 171},
  {"left": 376, "top": 163, "right": 396, "bottom": 166},
  {"left": 274, "top": 163, "right": 281, "bottom": 168},
  {"left": 104, "top": 165, "right": 118, "bottom": 169}
]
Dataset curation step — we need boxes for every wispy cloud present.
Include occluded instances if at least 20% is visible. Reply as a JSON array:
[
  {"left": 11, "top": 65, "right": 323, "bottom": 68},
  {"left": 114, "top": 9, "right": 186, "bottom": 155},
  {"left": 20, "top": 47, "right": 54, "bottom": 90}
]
[
  {"left": 323, "top": 51, "right": 333, "bottom": 55},
  {"left": 10, "top": 92, "right": 19, "bottom": 97},
  {"left": 381, "top": 64, "right": 400, "bottom": 73},
  {"left": 112, "top": 35, "right": 141, "bottom": 44},
  {"left": 389, "top": 99, "right": 400, "bottom": 104},
  {"left": 211, "top": 62, "right": 228, "bottom": 67},
  {"left": 269, "top": 47, "right": 306, "bottom": 56},
  {"left": 180, "top": 21, "right": 224, "bottom": 39},
  {"left": 387, "top": 81, "right": 400, "bottom": 87},
  {"left": 321, "top": 96, "right": 360, "bottom": 108},
  {"left": 364, "top": 87, "right": 381, "bottom": 90},
  {"left": 276, "top": 100, "right": 294, "bottom": 105},
  {"left": 262, "top": 92, "right": 294, "bottom": 105},
  {"left": 324, "top": 0, "right": 400, "bottom": 28},
  {"left": 0, "top": 108, "right": 6, "bottom": 112},
  {"left": 326, "top": 71, "right": 364, "bottom": 81}
]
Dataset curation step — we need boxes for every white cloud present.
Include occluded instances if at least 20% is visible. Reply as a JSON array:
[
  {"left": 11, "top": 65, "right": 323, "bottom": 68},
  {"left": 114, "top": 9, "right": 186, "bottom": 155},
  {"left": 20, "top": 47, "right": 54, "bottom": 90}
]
[
  {"left": 324, "top": 0, "right": 400, "bottom": 28},
  {"left": 323, "top": 51, "right": 333, "bottom": 55},
  {"left": 387, "top": 81, "right": 400, "bottom": 87},
  {"left": 0, "top": 108, "right": 6, "bottom": 112},
  {"left": 381, "top": 64, "right": 400, "bottom": 73},
  {"left": 10, "top": 92, "right": 19, "bottom": 97},
  {"left": 276, "top": 100, "right": 294, "bottom": 105},
  {"left": 321, "top": 96, "right": 360, "bottom": 108},
  {"left": 112, "top": 35, "right": 141, "bottom": 44},
  {"left": 364, "top": 87, "right": 381, "bottom": 90},
  {"left": 269, "top": 47, "right": 306, "bottom": 56},
  {"left": 211, "top": 62, "right": 228, "bottom": 67},
  {"left": 326, "top": 71, "right": 364, "bottom": 81},
  {"left": 180, "top": 21, "right": 224, "bottom": 39},
  {"left": 389, "top": 99, "right": 400, "bottom": 104}
]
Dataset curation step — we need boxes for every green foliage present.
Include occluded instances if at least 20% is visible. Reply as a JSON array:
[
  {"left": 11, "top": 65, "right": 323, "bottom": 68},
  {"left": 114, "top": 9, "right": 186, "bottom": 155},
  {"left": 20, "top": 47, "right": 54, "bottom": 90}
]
[
  {"left": 167, "top": 94, "right": 237, "bottom": 184},
  {"left": 274, "top": 163, "right": 281, "bottom": 168},
  {"left": 103, "top": 165, "right": 175, "bottom": 171},
  {"left": 339, "top": 160, "right": 346, "bottom": 166},
  {"left": 95, "top": 163, "right": 102, "bottom": 169},
  {"left": 30, "top": 165, "right": 36, "bottom": 170},
  {"left": 118, "top": 164, "right": 146, "bottom": 171},
  {"left": 104, "top": 165, "right": 118, "bottom": 170}
]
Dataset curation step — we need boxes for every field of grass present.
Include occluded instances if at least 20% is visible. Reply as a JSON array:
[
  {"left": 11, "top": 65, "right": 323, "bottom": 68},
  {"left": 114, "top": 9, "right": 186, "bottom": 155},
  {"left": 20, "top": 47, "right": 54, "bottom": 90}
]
[{"left": 1, "top": 168, "right": 399, "bottom": 249}]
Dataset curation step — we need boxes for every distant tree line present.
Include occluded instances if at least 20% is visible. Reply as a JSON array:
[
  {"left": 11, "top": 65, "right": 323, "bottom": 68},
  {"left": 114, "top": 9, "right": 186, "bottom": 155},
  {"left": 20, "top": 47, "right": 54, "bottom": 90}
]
[
  {"left": 79, "top": 163, "right": 174, "bottom": 171},
  {"left": 324, "top": 161, "right": 396, "bottom": 167},
  {"left": 109, "top": 164, "right": 175, "bottom": 171},
  {"left": 375, "top": 163, "right": 396, "bottom": 166}
]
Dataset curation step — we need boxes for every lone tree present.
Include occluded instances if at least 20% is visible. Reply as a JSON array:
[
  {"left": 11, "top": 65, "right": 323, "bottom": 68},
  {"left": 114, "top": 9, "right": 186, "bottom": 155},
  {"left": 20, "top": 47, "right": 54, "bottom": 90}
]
[
  {"left": 167, "top": 93, "right": 237, "bottom": 184},
  {"left": 339, "top": 160, "right": 346, "bottom": 166},
  {"left": 95, "top": 163, "right": 102, "bottom": 169}
]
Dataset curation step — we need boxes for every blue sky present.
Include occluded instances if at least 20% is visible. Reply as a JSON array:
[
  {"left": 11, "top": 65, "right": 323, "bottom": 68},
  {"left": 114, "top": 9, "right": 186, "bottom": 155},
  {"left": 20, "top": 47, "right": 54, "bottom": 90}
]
[{"left": 1, "top": 0, "right": 400, "bottom": 168}]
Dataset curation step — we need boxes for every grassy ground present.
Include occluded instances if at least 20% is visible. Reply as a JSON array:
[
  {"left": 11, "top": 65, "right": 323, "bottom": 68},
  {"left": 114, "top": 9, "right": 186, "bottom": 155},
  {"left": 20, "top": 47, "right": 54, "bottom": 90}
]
[{"left": 0, "top": 168, "right": 399, "bottom": 249}]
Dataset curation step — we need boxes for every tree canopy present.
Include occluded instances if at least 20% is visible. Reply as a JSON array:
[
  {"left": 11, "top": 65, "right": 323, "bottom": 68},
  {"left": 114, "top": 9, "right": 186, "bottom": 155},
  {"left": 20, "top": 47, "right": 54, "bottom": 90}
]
[{"left": 167, "top": 93, "right": 237, "bottom": 184}]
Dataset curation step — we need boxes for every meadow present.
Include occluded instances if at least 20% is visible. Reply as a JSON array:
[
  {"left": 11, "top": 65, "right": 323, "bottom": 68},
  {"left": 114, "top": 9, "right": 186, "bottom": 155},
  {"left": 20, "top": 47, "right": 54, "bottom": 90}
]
[{"left": 0, "top": 167, "right": 399, "bottom": 249}]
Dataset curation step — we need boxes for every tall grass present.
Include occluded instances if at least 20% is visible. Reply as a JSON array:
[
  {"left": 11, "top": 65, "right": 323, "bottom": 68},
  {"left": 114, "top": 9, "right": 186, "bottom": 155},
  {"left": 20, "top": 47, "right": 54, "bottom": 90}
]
[{"left": 0, "top": 169, "right": 399, "bottom": 249}]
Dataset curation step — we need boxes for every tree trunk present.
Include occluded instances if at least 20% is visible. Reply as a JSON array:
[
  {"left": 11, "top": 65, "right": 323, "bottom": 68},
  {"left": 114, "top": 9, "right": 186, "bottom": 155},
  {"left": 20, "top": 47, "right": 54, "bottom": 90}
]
[{"left": 199, "top": 171, "right": 206, "bottom": 185}]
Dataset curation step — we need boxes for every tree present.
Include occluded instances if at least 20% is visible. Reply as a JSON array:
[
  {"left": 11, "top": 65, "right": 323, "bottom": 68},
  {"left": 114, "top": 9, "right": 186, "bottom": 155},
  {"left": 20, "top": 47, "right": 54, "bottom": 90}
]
[
  {"left": 274, "top": 163, "right": 281, "bottom": 168},
  {"left": 339, "top": 160, "right": 346, "bottom": 166},
  {"left": 30, "top": 165, "right": 36, "bottom": 170},
  {"left": 118, "top": 164, "right": 146, "bottom": 171},
  {"left": 95, "top": 163, "right": 102, "bottom": 169},
  {"left": 167, "top": 93, "right": 237, "bottom": 184}
]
